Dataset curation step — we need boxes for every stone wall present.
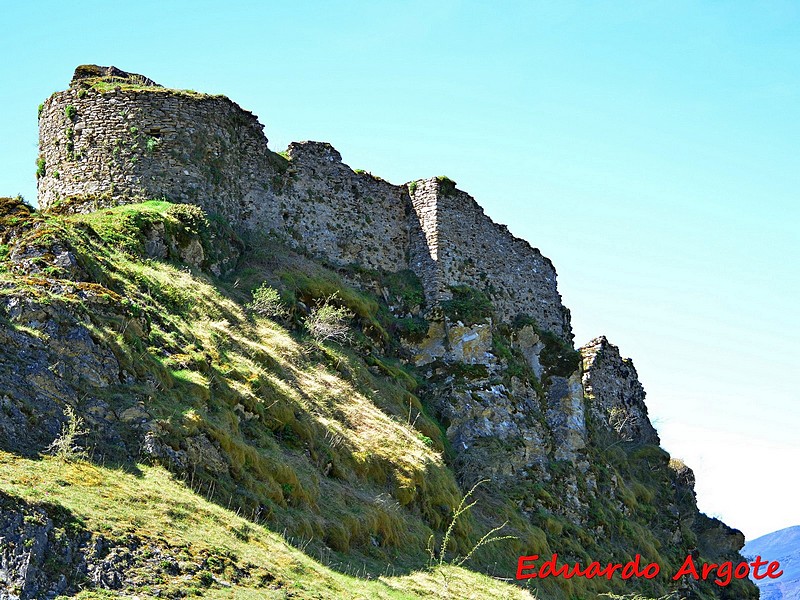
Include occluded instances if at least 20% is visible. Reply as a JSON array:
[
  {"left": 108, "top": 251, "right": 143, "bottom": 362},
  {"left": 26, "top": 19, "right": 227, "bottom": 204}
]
[
  {"left": 258, "top": 141, "right": 411, "bottom": 272},
  {"left": 38, "top": 67, "right": 574, "bottom": 339},
  {"left": 408, "top": 178, "right": 446, "bottom": 305},
  {"left": 410, "top": 178, "right": 572, "bottom": 340},
  {"left": 37, "top": 72, "right": 417, "bottom": 274},
  {"left": 37, "top": 86, "right": 273, "bottom": 226}
]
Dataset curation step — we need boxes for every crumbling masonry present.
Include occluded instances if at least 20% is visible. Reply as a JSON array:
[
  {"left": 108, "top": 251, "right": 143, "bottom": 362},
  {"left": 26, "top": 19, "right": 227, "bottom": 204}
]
[{"left": 37, "top": 66, "right": 572, "bottom": 340}]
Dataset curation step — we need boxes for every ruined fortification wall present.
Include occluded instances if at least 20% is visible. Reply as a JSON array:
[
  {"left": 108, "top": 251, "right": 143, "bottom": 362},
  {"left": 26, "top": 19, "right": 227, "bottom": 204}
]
[
  {"left": 407, "top": 178, "right": 446, "bottom": 305},
  {"left": 38, "top": 87, "right": 273, "bottom": 226},
  {"left": 38, "top": 84, "right": 412, "bottom": 273},
  {"left": 38, "top": 68, "right": 574, "bottom": 340},
  {"left": 260, "top": 141, "right": 411, "bottom": 272},
  {"left": 411, "top": 178, "right": 572, "bottom": 339}
]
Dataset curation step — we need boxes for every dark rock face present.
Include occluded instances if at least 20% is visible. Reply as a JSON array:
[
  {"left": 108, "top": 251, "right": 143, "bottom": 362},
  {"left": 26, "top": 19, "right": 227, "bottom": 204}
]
[
  {"left": 0, "top": 289, "right": 131, "bottom": 458},
  {"left": 0, "top": 490, "right": 143, "bottom": 600},
  {"left": 0, "top": 490, "right": 88, "bottom": 600},
  {"left": 0, "top": 490, "right": 223, "bottom": 600}
]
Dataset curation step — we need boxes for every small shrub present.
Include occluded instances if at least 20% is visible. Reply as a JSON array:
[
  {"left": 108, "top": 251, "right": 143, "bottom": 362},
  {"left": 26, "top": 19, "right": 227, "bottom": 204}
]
[
  {"left": 37, "top": 103, "right": 44, "bottom": 119},
  {"left": 304, "top": 295, "right": 354, "bottom": 344},
  {"left": 380, "top": 269, "right": 425, "bottom": 310},
  {"left": 146, "top": 137, "right": 159, "bottom": 153},
  {"left": 408, "top": 180, "right": 418, "bottom": 195},
  {"left": 394, "top": 316, "right": 428, "bottom": 341},
  {"left": 47, "top": 405, "right": 89, "bottom": 462},
  {"left": 538, "top": 328, "right": 581, "bottom": 378},
  {"left": 247, "top": 284, "right": 286, "bottom": 319},
  {"left": 64, "top": 104, "right": 77, "bottom": 120},
  {"left": 166, "top": 203, "right": 208, "bottom": 234},
  {"left": 435, "top": 175, "right": 457, "bottom": 196},
  {"left": 77, "top": 88, "right": 88, "bottom": 99},
  {"left": 417, "top": 433, "right": 434, "bottom": 447},
  {"left": 35, "top": 157, "right": 46, "bottom": 179},
  {"left": 441, "top": 285, "right": 493, "bottom": 324}
]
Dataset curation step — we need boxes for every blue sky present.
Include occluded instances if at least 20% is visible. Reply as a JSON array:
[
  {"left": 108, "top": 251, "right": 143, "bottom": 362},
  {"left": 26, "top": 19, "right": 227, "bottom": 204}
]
[{"left": 1, "top": 1, "right": 797, "bottom": 542}]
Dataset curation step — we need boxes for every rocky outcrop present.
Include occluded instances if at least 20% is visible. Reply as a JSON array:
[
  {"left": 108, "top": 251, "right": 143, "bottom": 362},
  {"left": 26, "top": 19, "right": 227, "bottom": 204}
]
[
  {"left": 0, "top": 489, "right": 245, "bottom": 600},
  {"left": 0, "top": 286, "right": 137, "bottom": 458},
  {"left": 0, "top": 489, "right": 157, "bottom": 599},
  {"left": 71, "top": 64, "right": 161, "bottom": 88},
  {"left": 581, "top": 336, "right": 660, "bottom": 445},
  {"left": 0, "top": 67, "right": 760, "bottom": 599},
  {"left": 0, "top": 489, "right": 90, "bottom": 599}
]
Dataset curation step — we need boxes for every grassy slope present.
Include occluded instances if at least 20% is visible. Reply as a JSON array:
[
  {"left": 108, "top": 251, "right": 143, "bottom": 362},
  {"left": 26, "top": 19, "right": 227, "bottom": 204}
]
[
  {"left": 0, "top": 198, "right": 755, "bottom": 600},
  {"left": 0, "top": 452, "right": 534, "bottom": 600},
  {"left": 0, "top": 199, "right": 535, "bottom": 598}
]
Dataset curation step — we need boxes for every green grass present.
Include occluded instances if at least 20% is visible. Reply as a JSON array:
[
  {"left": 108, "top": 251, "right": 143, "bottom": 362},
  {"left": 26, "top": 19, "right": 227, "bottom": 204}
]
[
  {"left": 0, "top": 453, "right": 535, "bottom": 600},
  {"left": 0, "top": 198, "right": 750, "bottom": 600},
  {"left": 0, "top": 200, "right": 473, "bottom": 572},
  {"left": 78, "top": 77, "right": 217, "bottom": 99},
  {"left": 434, "top": 176, "right": 457, "bottom": 196}
]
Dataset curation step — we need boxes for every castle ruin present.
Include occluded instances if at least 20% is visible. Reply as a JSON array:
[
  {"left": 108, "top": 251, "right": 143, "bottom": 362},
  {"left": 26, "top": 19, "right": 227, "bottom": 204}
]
[{"left": 37, "top": 66, "right": 572, "bottom": 340}]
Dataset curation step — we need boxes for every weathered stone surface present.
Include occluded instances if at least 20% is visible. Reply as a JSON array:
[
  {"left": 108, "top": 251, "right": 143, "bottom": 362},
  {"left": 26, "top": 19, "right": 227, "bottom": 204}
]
[
  {"left": 141, "top": 430, "right": 187, "bottom": 470},
  {"left": 512, "top": 324, "right": 545, "bottom": 378},
  {"left": 580, "top": 336, "right": 660, "bottom": 445},
  {"left": 410, "top": 319, "right": 493, "bottom": 366},
  {"left": 545, "top": 371, "right": 587, "bottom": 462},
  {"left": 178, "top": 237, "right": 204, "bottom": 267},
  {"left": 435, "top": 375, "right": 551, "bottom": 482},
  {"left": 0, "top": 488, "right": 228, "bottom": 599},
  {"left": 0, "top": 289, "right": 135, "bottom": 458},
  {"left": 37, "top": 73, "right": 573, "bottom": 340},
  {"left": 71, "top": 64, "right": 160, "bottom": 88},
  {"left": 409, "top": 178, "right": 572, "bottom": 340},
  {"left": 185, "top": 434, "right": 229, "bottom": 475},
  {"left": 0, "top": 489, "right": 86, "bottom": 600},
  {"left": 143, "top": 221, "right": 168, "bottom": 258}
]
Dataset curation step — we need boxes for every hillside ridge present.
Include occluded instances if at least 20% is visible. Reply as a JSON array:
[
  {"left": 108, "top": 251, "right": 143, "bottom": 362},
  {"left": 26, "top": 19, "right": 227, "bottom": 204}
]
[{"left": 0, "top": 65, "right": 758, "bottom": 599}]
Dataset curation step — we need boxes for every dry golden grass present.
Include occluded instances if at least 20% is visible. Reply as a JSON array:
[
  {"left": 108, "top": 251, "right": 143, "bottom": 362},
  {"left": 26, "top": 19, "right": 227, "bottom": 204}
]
[{"left": 0, "top": 452, "right": 534, "bottom": 600}]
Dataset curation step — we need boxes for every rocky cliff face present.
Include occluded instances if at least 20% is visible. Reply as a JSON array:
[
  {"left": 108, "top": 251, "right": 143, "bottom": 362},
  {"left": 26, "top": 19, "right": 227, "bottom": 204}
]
[
  {"left": 581, "top": 336, "right": 660, "bottom": 446},
  {"left": 0, "top": 67, "right": 759, "bottom": 599}
]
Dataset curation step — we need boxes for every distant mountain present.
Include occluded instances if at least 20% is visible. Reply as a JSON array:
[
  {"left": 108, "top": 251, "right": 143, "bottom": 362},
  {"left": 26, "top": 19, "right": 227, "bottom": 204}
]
[{"left": 743, "top": 525, "right": 800, "bottom": 600}]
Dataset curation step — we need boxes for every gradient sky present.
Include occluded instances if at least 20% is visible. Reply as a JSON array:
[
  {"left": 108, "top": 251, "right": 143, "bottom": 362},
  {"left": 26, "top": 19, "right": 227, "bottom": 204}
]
[{"left": 1, "top": 1, "right": 797, "bottom": 542}]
